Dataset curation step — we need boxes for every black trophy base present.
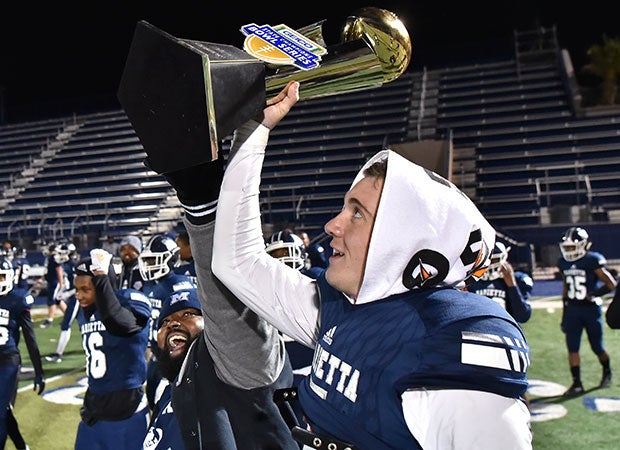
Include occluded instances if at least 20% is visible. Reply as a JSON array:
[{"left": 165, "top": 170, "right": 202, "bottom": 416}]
[{"left": 117, "top": 20, "right": 266, "bottom": 174}]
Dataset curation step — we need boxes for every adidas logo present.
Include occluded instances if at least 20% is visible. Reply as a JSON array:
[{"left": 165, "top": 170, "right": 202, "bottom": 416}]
[{"left": 322, "top": 325, "right": 337, "bottom": 345}]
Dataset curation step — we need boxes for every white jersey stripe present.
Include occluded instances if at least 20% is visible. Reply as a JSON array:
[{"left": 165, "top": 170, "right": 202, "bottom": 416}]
[{"left": 461, "top": 342, "right": 512, "bottom": 370}]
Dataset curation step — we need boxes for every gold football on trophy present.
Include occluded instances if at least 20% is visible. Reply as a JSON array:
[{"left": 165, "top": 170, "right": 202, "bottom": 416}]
[
  {"left": 342, "top": 7, "right": 412, "bottom": 83},
  {"left": 265, "top": 7, "right": 412, "bottom": 100}
]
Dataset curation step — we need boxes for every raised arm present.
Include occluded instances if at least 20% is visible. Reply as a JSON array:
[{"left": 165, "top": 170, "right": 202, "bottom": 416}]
[
  {"left": 156, "top": 82, "right": 309, "bottom": 387},
  {"left": 211, "top": 81, "right": 321, "bottom": 348}
]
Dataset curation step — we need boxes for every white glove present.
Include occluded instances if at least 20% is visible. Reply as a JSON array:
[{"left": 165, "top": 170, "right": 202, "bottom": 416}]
[
  {"left": 89, "top": 249, "right": 113, "bottom": 274},
  {"left": 57, "top": 288, "right": 76, "bottom": 302}
]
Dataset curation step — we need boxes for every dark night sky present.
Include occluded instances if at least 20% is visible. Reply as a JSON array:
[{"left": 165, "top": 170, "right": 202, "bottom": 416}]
[{"left": 0, "top": 1, "right": 617, "bottom": 123}]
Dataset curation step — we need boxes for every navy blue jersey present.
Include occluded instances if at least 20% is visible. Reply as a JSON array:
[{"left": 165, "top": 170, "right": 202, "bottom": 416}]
[
  {"left": 0, "top": 288, "right": 35, "bottom": 358},
  {"left": 142, "top": 272, "right": 196, "bottom": 349},
  {"left": 62, "top": 260, "right": 76, "bottom": 287},
  {"left": 12, "top": 257, "right": 30, "bottom": 290},
  {"left": 44, "top": 256, "right": 62, "bottom": 284},
  {"left": 297, "top": 273, "right": 530, "bottom": 449},
  {"left": 173, "top": 261, "right": 197, "bottom": 286},
  {"left": 143, "top": 383, "right": 184, "bottom": 450},
  {"left": 558, "top": 251, "right": 607, "bottom": 302},
  {"left": 77, "top": 288, "right": 151, "bottom": 394},
  {"left": 467, "top": 272, "right": 533, "bottom": 323}
]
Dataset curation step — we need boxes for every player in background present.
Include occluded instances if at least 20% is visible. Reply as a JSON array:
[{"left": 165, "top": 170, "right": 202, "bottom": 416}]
[
  {"left": 265, "top": 229, "right": 323, "bottom": 426},
  {"left": 46, "top": 243, "right": 80, "bottom": 363},
  {"left": 138, "top": 234, "right": 196, "bottom": 411},
  {"left": 1, "top": 243, "right": 31, "bottom": 292},
  {"left": 298, "top": 231, "right": 329, "bottom": 270},
  {"left": 0, "top": 256, "right": 45, "bottom": 450},
  {"left": 466, "top": 241, "right": 532, "bottom": 324},
  {"left": 557, "top": 226, "right": 617, "bottom": 396},
  {"left": 40, "top": 244, "right": 67, "bottom": 328},
  {"left": 173, "top": 230, "right": 197, "bottom": 286},
  {"left": 73, "top": 249, "right": 151, "bottom": 450}
]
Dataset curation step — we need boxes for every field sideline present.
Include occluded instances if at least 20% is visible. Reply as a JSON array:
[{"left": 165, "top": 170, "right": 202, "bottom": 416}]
[{"left": 8, "top": 294, "right": 620, "bottom": 449}]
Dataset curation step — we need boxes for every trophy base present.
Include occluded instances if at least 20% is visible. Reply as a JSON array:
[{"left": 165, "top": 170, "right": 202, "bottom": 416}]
[{"left": 118, "top": 21, "right": 266, "bottom": 174}]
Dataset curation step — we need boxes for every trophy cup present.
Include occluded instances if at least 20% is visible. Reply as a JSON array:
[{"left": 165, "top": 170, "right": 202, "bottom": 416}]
[{"left": 117, "top": 7, "right": 412, "bottom": 174}]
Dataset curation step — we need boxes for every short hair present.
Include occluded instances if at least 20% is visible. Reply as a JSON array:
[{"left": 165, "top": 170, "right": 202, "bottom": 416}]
[{"left": 363, "top": 158, "right": 387, "bottom": 179}]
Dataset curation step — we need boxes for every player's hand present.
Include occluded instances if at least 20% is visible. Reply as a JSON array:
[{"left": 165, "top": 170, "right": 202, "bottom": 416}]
[
  {"left": 34, "top": 375, "right": 45, "bottom": 395},
  {"left": 501, "top": 262, "right": 516, "bottom": 286},
  {"left": 89, "top": 248, "right": 112, "bottom": 274},
  {"left": 260, "top": 81, "right": 299, "bottom": 130}
]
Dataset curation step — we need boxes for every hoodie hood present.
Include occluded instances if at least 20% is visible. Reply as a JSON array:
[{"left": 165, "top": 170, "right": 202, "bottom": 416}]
[{"left": 352, "top": 150, "right": 495, "bottom": 305}]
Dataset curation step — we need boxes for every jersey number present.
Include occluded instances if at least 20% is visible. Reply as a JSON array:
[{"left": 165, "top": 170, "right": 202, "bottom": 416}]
[
  {"left": 0, "top": 326, "right": 8, "bottom": 345},
  {"left": 565, "top": 275, "right": 587, "bottom": 300},
  {"left": 83, "top": 332, "right": 107, "bottom": 379}
]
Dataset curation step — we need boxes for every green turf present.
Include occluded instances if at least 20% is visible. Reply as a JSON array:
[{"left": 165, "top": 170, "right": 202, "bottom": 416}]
[
  {"left": 9, "top": 308, "right": 85, "bottom": 450},
  {"left": 8, "top": 298, "right": 620, "bottom": 449},
  {"left": 523, "top": 297, "right": 620, "bottom": 450}
]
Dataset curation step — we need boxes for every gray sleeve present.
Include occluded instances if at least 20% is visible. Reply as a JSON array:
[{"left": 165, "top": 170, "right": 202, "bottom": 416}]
[{"left": 183, "top": 217, "right": 286, "bottom": 389}]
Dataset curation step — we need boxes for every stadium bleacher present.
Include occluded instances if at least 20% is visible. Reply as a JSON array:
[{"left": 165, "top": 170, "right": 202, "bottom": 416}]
[{"left": 1, "top": 25, "right": 619, "bottom": 272}]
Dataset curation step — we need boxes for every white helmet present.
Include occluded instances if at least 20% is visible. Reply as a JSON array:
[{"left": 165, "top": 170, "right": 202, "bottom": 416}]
[
  {"left": 54, "top": 242, "right": 76, "bottom": 264},
  {"left": 265, "top": 230, "right": 306, "bottom": 271},
  {"left": 0, "top": 257, "right": 15, "bottom": 296},
  {"left": 138, "top": 234, "right": 179, "bottom": 281},
  {"left": 559, "top": 227, "right": 591, "bottom": 262},
  {"left": 481, "top": 241, "right": 511, "bottom": 281}
]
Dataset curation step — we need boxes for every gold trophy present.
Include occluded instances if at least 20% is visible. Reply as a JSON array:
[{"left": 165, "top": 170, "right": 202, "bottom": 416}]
[{"left": 117, "top": 8, "right": 412, "bottom": 174}]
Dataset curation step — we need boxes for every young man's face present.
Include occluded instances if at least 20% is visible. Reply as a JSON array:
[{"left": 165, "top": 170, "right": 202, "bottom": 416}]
[
  {"left": 156, "top": 308, "right": 204, "bottom": 380},
  {"left": 74, "top": 275, "right": 96, "bottom": 308},
  {"left": 324, "top": 176, "right": 384, "bottom": 300}
]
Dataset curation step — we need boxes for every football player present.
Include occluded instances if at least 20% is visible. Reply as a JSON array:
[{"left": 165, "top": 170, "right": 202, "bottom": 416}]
[
  {"left": 73, "top": 249, "right": 151, "bottom": 450},
  {"left": 266, "top": 229, "right": 323, "bottom": 425},
  {"left": 298, "top": 231, "right": 329, "bottom": 269},
  {"left": 46, "top": 243, "right": 79, "bottom": 363},
  {"left": 0, "top": 255, "right": 45, "bottom": 449},
  {"left": 40, "top": 243, "right": 67, "bottom": 328},
  {"left": 557, "top": 226, "right": 617, "bottom": 396},
  {"left": 211, "top": 81, "right": 532, "bottom": 449},
  {"left": 1, "top": 244, "right": 31, "bottom": 291},
  {"left": 466, "top": 241, "right": 532, "bottom": 323},
  {"left": 138, "top": 234, "right": 196, "bottom": 412},
  {"left": 172, "top": 230, "right": 197, "bottom": 286}
]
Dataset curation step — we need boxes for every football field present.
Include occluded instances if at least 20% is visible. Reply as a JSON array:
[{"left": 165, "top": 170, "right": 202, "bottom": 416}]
[{"left": 9, "top": 296, "right": 620, "bottom": 449}]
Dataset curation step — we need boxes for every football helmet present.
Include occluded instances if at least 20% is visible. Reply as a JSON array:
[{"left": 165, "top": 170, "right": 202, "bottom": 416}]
[
  {"left": 0, "top": 256, "right": 15, "bottom": 295},
  {"left": 54, "top": 243, "right": 76, "bottom": 264},
  {"left": 1, "top": 245, "right": 15, "bottom": 261},
  {"left": 265, "top": 230, "right": 307, "bottom": 271},
  {"left": 560, "top": 227, "right": 591, "bottom": 262},
  {"left": 481, "top": 241, "right": 511, "bottom": 281},
  {"left": 138, "top": 234, "right": 179, "bottom": 281}
]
